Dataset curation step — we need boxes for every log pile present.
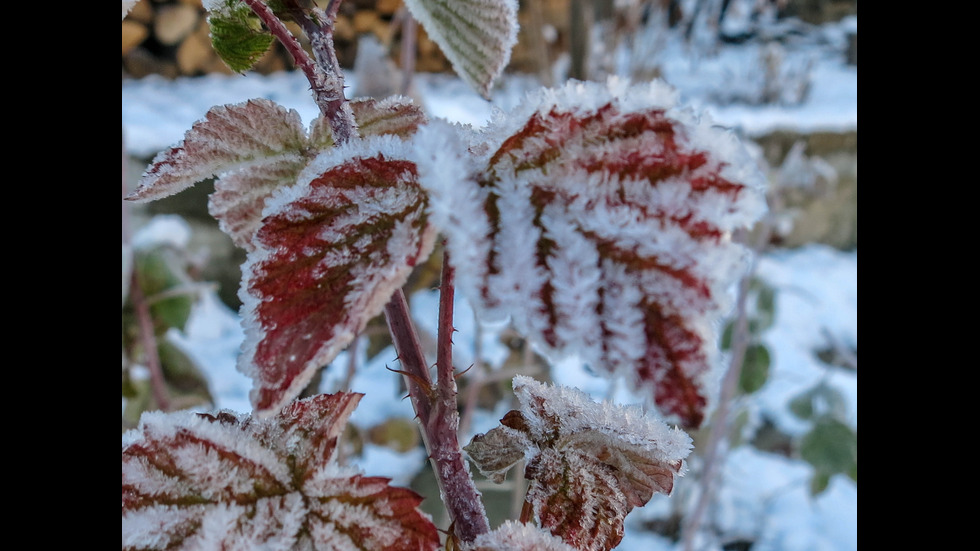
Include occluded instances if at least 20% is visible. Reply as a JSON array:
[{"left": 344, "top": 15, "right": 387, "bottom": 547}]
[
  {"left": 122, "top": 0, "right": 463, "bottom": 79},
  {"left": 122, "top": 1, "right": 855, "bottom": 80}
]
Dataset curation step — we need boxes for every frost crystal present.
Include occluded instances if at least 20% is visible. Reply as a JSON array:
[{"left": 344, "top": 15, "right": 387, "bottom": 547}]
[
  {"left": 421, "top": 78, "right": 768, "bottom": 428},
  {"left": 129, "top": 97, "right": 427, "bottom": 253},
  {"left": 240, "top": 135, "right": 437, "bottom": 417},
  {"left": 122, "top": 393, "right": 440, "bottom": 550},
  {"left": 465, "top": 376, "right": 692, "bottom": 551},
  {"left": 466, "top": 521, "right": 578, "bottom": 551}
]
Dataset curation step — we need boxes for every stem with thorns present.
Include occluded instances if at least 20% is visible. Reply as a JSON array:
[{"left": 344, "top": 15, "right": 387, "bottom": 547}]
[
  {"left": 243, "top": 0, "right": 356, "bottom": 143},
  {"left": 384, "top": 280, "right": 491, "bottom": 543},
  {"left": 246, "top": 0, "right": 487, "bottom": 541}
]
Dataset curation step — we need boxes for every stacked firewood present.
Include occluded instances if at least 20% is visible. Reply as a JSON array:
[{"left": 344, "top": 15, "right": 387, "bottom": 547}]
[{"left": 121, "top": 0, "right": 455, "bottom": 78}]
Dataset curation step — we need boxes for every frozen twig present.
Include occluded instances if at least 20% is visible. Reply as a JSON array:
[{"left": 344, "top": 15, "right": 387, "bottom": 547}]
[
  {"left": 384, "top": 285, "right": 490, "bottom": 544},
  {"left": 129, "top": 270, "right": 171, "bottom": 412},
  {"left": 243, "top": 0, "right": 356, "bottom": 143},
  {"left": 680, "top": 222, "right": 772, "bottom": 551}
]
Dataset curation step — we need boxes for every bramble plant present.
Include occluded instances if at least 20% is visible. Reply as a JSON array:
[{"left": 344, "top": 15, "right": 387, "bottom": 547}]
[{"left": 121, "top": 1, "right": 767, "bottom": 549}]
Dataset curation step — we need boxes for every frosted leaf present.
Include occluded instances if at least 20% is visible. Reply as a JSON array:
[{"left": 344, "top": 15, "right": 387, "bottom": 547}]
[
  {"left": 239, "top": 136, "right": 438, "bottom": 417},
  {"left": 466, "top": 521, "right": 578, "bottom": 551},
  {"left": 350, "top": 96, "right": 428, "bottom": 142},
  {"left": 128, "top": 94, "right": 430, "bottom": 416},
  {"left": 129, "top": 97, "right": 427, "bottom": 252},
  {"left": 427, "top": 78, "right": 768, "bottom": 428},
  {"left": 310, "top": 96, "right": 429, "bottom": 149},
  {"left": 208, "top": 157, "right": 310, "bottom": 252},
  {"left": 122, "top": 393, "right": 440, "bottom": 550},
  {"left": 403, "top": 0, "right": 519, "bottom": 99},
  {"left": 128, "top": 99, "right": 308, "bottom": 204},
  {"left": 464, "top": 376, "right": 692, "bottom": 551}
]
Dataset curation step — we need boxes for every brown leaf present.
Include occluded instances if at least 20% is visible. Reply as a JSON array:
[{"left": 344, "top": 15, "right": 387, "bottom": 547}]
[{"left": 465, "top": 376, "right": 691, "bottom": 551}]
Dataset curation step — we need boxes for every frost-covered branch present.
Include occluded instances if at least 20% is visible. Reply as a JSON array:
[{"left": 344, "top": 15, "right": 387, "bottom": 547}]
[
  {"left": 242, "top": 0, "right": 356, "bottom": 143},
  {"left": 384, "top": 288, "right": 491, "bottom": 543},
  {"left": 680, "top": 224, "right": 772, "bottom": 551}
]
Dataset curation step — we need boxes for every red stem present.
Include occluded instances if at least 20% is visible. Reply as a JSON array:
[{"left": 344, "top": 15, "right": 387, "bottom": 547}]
[
  {"left": 384, "top": 280, "right": 490, "bottom": 543},
  {"left": 436, "top": 248, "right": 456, "bottom": 390},
  {"left": 130, "top": 270, "right": 171, "bottom": 411},
  {"left": 243, "top": 0, "right": 356, "bottom": 143}
]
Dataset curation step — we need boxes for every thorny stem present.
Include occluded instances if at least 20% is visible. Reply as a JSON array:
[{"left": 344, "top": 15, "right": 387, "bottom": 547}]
[
  {"left": 249, "top": 0, "right": 487, "bottom": 541},
  {"left": 680, "top": 224, "right": 772, "bottom": 551},
  {"left": 384, "top": 284, "right": 491, "bottom": 543},
  {"left": 130, "top": 270, "right": 171, "bottom": 412},
  {"left": 436, "top": 248, "right": 456, "bottom": 391},
  {"left": 243, "top": 0, "right": 356, "bottom": 143}
]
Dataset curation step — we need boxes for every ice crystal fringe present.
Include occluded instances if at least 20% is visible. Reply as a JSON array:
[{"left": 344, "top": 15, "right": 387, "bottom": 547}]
[
  {"left": 240, "top": 135, "right": 437, "bottom": 417},
  {"left": 418, "top": 78, "right": 768, "bottom": 428},
  {"left": 122, "top": 393, "right": 441, "bottom": 550},
  {"left": 465, "top": 376, "right": 693, "bottom": 551}
]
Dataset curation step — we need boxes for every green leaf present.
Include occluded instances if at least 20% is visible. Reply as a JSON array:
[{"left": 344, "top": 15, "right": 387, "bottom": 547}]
[
  {"left": 738, "top": 343, "right": 770, "bottom": 394},
  {"left": 799, "top": 417, "right": 857, "bottom": 480},
  {"left": 720, "top": 322, "right": 733, "bottom": 350},
  {"left": 208, "top": 2, "right": 275, "bottom": 74},
  {"left": 157, "top": 340, "right": 213, "bottom": 398},
  {"left": 788, "top": 391, "right": 815, "bottom": 420}
]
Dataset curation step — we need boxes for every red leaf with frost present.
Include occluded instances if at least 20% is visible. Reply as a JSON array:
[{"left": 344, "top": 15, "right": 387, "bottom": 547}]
[
  {"left": 122, "top": 393, "right": 440, "bottom": 550},
  {"left": 311, "top": 96, "right": 430, "bottom": 148},
  {"left": 128, "top": 97, "right": 426, "bottom": 252},
  {"left": 421, "top": 80, "right": 767, "bottom": 428},
  {"left": 240, "top": 136, "right": 437, "bottom": 417},
  {"left": 464, "top": 376, "right": 691, "bottom": 551}
]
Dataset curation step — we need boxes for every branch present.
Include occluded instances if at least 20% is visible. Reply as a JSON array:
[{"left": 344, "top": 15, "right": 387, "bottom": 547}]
[
  {"left": 680, "top": 223, "right": 772, "bottom": 551},
  {"left": 436, "top": 248, "right": 456, "bottom": 391},
  {"left": 129, "top": 269, "right": 171, "bottom": 411},
  {"left": 384, "top": 282, "right": 490, "bottom": 544},
  {"left": 395, "top": 7, "right": 418, "bottom": 96},
  {"left": 243, "top": 0, "right": 356, "bottom": 143}
]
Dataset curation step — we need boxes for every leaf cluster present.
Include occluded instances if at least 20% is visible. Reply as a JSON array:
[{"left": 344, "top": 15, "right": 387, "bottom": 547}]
[{"left": 121, "top": 1, "right": 772, "bottom": 548}]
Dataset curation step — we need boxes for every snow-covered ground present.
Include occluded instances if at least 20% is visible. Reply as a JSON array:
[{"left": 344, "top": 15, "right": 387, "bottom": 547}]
[{"left": 123, "top": 14, "right": 856, "bottom": 551}]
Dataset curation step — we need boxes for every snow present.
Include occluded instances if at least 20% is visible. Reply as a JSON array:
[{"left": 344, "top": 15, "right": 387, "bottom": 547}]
[{"left": 123, "top": 13, "right": 856, "bottom": 551}]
